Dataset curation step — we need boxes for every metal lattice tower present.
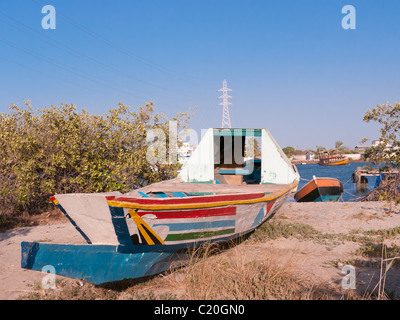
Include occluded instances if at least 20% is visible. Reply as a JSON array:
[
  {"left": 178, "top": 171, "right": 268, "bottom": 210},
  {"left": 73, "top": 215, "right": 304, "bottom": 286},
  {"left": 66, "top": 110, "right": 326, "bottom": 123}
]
[{"left": 218, "top": 79, "right": 232, "bottom": 128}]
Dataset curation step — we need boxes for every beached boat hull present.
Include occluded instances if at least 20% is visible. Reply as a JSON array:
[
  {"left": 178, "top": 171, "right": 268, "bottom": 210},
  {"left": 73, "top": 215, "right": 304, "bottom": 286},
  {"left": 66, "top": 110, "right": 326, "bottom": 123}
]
[
  {"left": 21, "top": 184, "right": 295, "bottom": 284},
  {"left": 294, "top": 178, "right": 343, "bottom": 202},
  {"left": 21, "top": 242, "right": 187, "bottom": 284},
  {"left": 21, "top": 128, "right": 300, "bottom": 284}
]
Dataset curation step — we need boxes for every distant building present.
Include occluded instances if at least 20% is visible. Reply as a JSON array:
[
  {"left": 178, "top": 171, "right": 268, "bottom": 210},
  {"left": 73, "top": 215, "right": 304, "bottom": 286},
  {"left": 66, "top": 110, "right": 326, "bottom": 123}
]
[
  {"left": 306, "top": 152, "right": 315, "bottom": 160},
  {"left": 355, "top": 140, "right": 390, "bottom": 151},
  {"left": 355, "top": 140, "right": 378, "bottom": 151},
  {"left": 346, "top": 154, "right": 362, "bottom": 160},
  {"left": 355, "top": 145, "right": 370, "bottom": 151}
]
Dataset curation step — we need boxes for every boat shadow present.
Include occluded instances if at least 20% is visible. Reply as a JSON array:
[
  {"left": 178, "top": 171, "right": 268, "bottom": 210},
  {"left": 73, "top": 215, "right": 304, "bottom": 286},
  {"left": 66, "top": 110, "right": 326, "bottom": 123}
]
[{"left": 0, "top": 225, "right": 37, "bottom": 243}]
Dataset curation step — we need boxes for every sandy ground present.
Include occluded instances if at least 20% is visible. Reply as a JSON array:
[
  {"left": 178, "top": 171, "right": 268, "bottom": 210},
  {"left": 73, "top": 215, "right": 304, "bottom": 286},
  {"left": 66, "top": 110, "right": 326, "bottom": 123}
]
[
  {"left": 1, "top": 201, "right": 400, "bottom": 299},
  {"left": 0, "top": 218, "right": 86, "bottom": 299},
  {"left": 265, "top": 202, "right": 400, "bottom": 297}
]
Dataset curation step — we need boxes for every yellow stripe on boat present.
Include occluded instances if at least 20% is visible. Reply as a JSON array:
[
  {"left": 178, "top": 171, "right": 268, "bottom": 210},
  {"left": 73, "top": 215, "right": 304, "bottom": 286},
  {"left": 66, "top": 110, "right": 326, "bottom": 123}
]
[
  {"left": 128, "top": 209, "right": 165, "bottom": 245},
  {"left": 323, "top": 159, "right": 348, "bottom": 166}
]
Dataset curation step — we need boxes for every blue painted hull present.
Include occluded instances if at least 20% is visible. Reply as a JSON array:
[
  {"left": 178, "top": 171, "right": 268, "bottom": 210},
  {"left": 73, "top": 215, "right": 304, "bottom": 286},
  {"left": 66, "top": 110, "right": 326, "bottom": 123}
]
[
  {"left": 314, "top": 195, "right": 342, "bottom": 202},
  {"left": 21, "top": 242, "right": 189, "bottom": 284},
  {"left": 20, "top": 230, "right": 254, "bottom": 284}
]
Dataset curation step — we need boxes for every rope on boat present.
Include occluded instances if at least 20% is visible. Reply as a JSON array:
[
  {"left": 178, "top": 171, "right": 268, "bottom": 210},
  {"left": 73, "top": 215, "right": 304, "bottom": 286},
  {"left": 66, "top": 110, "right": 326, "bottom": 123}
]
[
  {"left": 343, "top": 189, "right": 365, "bottom": 201},
  {"left": 342, "top": 177, "right": 352, "bottom": 186}
]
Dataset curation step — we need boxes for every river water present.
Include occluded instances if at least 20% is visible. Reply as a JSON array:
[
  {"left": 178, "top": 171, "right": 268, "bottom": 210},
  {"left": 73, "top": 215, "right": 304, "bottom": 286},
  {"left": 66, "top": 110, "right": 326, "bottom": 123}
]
[{"left": 288, "top": 162, "right": 374, "bottom": 202}]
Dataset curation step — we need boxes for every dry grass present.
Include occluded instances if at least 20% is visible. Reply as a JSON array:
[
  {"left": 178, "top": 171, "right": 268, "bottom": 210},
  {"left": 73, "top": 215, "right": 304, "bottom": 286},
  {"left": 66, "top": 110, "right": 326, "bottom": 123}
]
[
  {"left": 0, "top": 209, "right": 67, "bottom": 232},
  {"left": 361, "top": 243, "right": 400, "bottom": 300},
  {"left": 352, "top": 211, "right": 383, "bottom": 221},
  {"left": 163, "top": 243, "right": 336, "bottom": 300}
]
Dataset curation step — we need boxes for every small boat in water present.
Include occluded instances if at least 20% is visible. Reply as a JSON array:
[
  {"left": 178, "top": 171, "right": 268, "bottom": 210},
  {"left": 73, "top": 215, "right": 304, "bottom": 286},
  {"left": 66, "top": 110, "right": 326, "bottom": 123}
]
[
  {"left": 319, "top": 154, "right": 348, "bottom": 166},
  {"left": 21, "top": 128, "right": 299, "bottom": 284},
  {"left": 294, "top": 176, "right": 343, "bottom": 202}
]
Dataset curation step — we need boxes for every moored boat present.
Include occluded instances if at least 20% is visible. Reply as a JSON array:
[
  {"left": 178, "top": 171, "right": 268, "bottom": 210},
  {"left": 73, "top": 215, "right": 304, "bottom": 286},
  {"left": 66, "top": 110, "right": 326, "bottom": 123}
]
[
  {"left": 319, "top": 154, "right": 349, "bottom": 166},
  {"left": 21, "top": 128, "right": 299, "bottom": 284},
  {"left": 294, "top": 176, "right": 343, "bottom": 202}
]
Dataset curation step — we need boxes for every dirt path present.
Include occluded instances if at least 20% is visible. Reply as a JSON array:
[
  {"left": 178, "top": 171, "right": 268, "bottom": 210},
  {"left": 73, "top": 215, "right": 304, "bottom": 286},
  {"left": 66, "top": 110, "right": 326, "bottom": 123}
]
[{"left": 1, "top": 201, "right": 400, "bottom": 299}]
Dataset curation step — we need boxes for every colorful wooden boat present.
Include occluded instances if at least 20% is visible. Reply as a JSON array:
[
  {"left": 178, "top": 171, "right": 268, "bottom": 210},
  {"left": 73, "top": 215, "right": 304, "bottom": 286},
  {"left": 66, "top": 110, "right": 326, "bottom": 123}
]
[
  {"left": 21, "top": 128, "right": 299, "bottom": 284},
  {"left": 294, "top": 176, "right": 343, "bottom": 202},
  {"left": 319, "top": 154, "right": 349, "bottom": 166}
]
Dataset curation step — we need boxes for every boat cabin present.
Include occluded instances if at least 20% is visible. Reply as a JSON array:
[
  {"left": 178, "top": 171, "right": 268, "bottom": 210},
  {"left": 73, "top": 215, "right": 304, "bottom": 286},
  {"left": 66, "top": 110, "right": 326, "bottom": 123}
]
[{"left": 179, "top": 128, "right": 299, "bottom": 186}]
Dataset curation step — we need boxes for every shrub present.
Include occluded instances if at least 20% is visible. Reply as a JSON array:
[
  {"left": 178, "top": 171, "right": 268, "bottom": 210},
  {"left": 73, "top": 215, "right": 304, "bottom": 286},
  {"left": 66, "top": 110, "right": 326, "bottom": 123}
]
[{"left": 0, "top": 101, "right": 193, "bottom": 216}]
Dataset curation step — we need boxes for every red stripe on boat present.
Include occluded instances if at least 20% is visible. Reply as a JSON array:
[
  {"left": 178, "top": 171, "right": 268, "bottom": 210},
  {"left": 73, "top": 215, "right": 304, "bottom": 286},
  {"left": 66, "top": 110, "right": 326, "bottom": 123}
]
[
  {"left": 49, "top": 196, "right": 55, "bottom": 202},
  {"left": 114, "top": 192, "right": 265, "bottom": 205},
  {"left": 266, "top": 199, "right": 276, "bottom": 213},
  {"left": 137, "top": 206, "right": 236, "bottom": 219}
]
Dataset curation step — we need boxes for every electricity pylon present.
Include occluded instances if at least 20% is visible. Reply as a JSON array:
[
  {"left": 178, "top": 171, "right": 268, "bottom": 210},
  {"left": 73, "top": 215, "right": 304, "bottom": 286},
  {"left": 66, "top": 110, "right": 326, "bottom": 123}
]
[{"left": 218, "top": 79, "right": 232, "bottom": 128}]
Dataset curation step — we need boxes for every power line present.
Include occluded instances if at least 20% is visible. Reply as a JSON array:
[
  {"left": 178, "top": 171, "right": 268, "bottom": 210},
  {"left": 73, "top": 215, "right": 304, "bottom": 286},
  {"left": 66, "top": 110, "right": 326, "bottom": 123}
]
[
  {"left": 0, "top": 11, "right": 167, "bottom": 92},
  {"left": 0, "top": 2, "right": 208, "bottom": 111},
  {"left": 0, "top": 9, "right": 203, "bottom": 104},
  {"left": 30, "top": 0, "right": 208, "bottom": 86},
  {"left": 0, "top": 13, "right": 191, "bottom": 103},
  {"left": 0, "top": 36, "right": 150, "bottom": 102},
  {"left": 0, "top": 54, "right": 118, "bottom": 98}
]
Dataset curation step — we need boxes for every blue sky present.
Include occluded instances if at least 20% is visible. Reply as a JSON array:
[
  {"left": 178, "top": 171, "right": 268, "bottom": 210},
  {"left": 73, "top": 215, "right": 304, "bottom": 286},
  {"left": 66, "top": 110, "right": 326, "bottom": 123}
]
[{"left": 0, "top": 0, "right": 399, "bottom": 150}]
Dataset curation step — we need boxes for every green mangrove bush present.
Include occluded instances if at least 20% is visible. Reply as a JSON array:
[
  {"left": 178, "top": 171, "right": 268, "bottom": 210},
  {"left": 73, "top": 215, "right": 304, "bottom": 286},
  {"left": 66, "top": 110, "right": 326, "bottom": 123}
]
[{"left": 0, "top": 101, "right": 193, "bottom": 216}]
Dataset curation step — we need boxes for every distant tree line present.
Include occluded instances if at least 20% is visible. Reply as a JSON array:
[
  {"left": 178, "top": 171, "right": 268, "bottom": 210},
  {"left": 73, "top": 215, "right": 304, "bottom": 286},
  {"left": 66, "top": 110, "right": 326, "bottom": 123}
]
[{"left": 282, "top": 141, "right": 362, "bottom": 159}]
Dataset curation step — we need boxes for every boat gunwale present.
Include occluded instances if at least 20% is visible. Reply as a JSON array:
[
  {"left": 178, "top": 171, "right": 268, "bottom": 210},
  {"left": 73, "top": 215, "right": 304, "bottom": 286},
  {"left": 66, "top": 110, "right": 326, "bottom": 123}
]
[{"left": 107, "top": 181, "right": 298, "bottom": 210}]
